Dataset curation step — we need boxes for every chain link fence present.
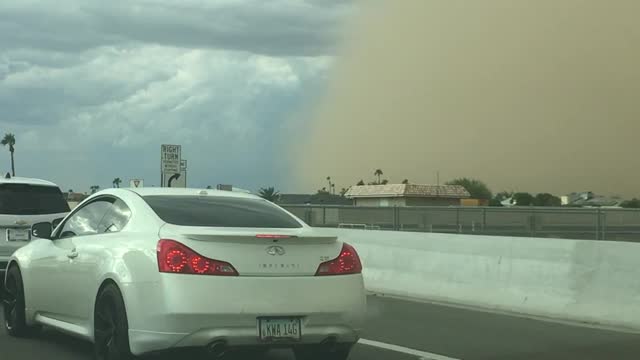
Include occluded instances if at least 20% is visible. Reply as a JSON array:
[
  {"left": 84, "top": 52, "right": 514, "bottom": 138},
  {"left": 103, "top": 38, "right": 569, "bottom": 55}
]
[{"left": 281, "top": 205, "right": 640, "bottom": 241}]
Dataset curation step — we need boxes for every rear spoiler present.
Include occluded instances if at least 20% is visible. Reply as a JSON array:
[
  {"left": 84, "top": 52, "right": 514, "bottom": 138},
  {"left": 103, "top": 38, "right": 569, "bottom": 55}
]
[{"left": 158, "top": 224, "right": 337, "bottom": 244}]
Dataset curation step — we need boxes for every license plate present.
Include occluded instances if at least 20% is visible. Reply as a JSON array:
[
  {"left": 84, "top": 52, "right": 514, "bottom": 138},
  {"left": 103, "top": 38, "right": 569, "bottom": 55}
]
[
  {"left": 258, "top": 318, "right": 301, "bottom": 341},
  {"left": 7, "top": 228, "right": 30, "bottom": 242}
]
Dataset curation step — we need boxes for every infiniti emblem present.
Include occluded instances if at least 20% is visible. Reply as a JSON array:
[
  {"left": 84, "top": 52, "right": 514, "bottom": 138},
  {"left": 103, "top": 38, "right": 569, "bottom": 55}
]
[{"left": 266, "top": 245, "right": 285, "bottom": 256}]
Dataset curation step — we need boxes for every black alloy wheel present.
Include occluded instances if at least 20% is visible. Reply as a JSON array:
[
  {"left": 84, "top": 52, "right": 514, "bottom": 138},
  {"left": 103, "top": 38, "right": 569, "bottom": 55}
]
[
  {"left": 94, "top": 284, "right": 133, "bottom": 360},
  {"left": 3, "top": 265, "right": 39, "bottom": 337}
]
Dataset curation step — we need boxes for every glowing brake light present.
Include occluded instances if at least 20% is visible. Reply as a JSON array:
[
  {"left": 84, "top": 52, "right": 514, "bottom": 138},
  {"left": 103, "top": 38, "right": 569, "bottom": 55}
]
[
  {"left": 255, "top": 234, "right": 292, "bottom": 239},
  {"left": 315, "top": 243, "right": 362, "bottom": 276},
  {"left": 157, "top": 239, "right": 238, "bottom": 276}
]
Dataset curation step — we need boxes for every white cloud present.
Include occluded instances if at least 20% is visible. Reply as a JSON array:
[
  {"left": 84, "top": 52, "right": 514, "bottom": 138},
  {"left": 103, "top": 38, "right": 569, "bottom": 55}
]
[{"left": 0, "top": 0, "right": 350, "bottom": 191}]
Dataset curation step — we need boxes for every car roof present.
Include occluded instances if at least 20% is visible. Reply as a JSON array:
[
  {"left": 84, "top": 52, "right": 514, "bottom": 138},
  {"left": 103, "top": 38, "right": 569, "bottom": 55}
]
[
  {"left": 122, "top": 187, "right": 259, "bottom": 199},
  {"left": 0, "top": 176, "right": 59, "bottom": 187}
]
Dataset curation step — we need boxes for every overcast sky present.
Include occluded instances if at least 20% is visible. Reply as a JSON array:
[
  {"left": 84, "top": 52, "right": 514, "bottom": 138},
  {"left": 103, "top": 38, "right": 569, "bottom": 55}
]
[{"left": 0, "top": 0, "right": 353, "bottom": 192}]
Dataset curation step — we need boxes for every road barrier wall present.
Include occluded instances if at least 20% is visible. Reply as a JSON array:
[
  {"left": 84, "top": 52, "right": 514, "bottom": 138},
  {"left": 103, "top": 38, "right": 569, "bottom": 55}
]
[{"left": 321, "top": 228, "right": 640, "bottom": 330}]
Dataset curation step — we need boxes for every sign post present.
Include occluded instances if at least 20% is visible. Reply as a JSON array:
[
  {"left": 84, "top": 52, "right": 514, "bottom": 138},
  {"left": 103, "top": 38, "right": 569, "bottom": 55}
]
[
  {"left": 161, "top": 144, "right": 182, "bottom": 187},
  {"left": 168, "top": 159, "right": 187, "bottom": 188},
  {"left": 175, "top": 160, "right": 187, "bottom": 188},
  {"left": 129, "top": 179, "right": 144, "bottom": 188}
]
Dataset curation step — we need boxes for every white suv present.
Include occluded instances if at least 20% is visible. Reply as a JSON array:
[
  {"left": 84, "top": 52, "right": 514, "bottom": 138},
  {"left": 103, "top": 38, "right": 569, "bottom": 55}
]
[{"left": 0, "top": 176, "right": 69, "bottom": 280}]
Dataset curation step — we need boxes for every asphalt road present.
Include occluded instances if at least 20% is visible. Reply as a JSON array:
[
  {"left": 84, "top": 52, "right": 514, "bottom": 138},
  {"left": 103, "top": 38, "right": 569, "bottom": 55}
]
[{"left": 3, "top": 295, "right": 640, "bottom": 360}]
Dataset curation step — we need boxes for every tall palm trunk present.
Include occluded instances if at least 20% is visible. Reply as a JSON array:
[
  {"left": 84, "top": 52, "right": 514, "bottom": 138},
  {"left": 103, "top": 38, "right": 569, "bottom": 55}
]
[{"left": 10, "top": 149, "right": 15, "bottom": 176}]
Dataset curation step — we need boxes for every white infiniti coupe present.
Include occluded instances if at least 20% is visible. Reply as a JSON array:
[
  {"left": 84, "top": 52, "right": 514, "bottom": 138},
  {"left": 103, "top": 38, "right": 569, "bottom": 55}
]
[{"left": 2, "top": 188, "right": 366, "bottom": 360}]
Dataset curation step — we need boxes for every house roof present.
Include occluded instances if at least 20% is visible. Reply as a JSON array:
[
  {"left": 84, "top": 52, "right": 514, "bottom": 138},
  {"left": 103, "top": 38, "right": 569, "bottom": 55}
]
[
  {"left": 278, "top": 194, "right": 313, "bottom": 205},
  {"left": 563, "top": 191, "right": 622, "bottom": 207},
  {"left": 64, "top": 192, "right": 90, "bottom": 202},
  {"left": 570, "top": 197, "right": 622, "bottom": 207},
  {"left": 344, "top": 184, "right": 470, "bottom": 199},
  {"left": 277, "top": 193, "right": 353, "bottom": 205}
]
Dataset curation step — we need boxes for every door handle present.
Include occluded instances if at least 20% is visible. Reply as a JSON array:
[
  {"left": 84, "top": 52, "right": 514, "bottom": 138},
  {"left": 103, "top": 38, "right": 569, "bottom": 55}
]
[{"left": 67, "top": 250, "right": 78, "bottom": 259}]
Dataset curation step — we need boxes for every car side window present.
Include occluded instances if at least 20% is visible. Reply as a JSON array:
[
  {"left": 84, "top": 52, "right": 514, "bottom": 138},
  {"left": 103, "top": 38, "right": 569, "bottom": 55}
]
[
  {"left": 97, "top": 199, "right": 132, "bottom": 233},
  {"left": 57, "top": 199, "right": 114, "bottom": 238}
]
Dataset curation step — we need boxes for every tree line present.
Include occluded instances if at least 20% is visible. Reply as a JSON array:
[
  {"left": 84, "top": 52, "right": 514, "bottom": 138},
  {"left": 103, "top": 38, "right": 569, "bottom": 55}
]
[
  {"left": 433, "top": 177, "right": 640, "bottom": 208},
  {"left": 258, "top": 171, "right": 640, "bottom": 209}
]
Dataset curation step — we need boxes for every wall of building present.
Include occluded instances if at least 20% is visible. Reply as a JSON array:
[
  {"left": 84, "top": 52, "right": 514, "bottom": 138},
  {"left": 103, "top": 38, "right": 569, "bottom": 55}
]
[
  {"left": 354, "top": 197, "right": 406, "bottom": 207},
  {"left": 353, "top": 197, "right": 463, "bottom": 207},
  {"left": 461, "top": 198, "right": 490, "bottom": 207},
  {"left": 405, "top": 197, "right": 460, "bottom": 206}
]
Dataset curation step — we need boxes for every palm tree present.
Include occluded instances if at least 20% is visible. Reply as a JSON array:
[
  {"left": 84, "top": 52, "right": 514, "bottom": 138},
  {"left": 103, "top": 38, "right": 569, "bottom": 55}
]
[
  {"left": 326, "top": 176, "right": 332, "bottom": 190},
  {"left": 331, "top": 183, "right": 336, "bottom": 195},
  {"left": 90, "top": 185, "right": 100, "bottom": 194},
  {"left": 1, "top": 133, "right": 16, "bottom": 176},
  {"left": 112, "top": 177, "right": 122, "bottom": 188},
  {"left": 402, "top": 179, "right": 409, "bottom": 184},
  {"left": 258, "top": 187, "right": 280, "bottom": 202},
  {"left": 356, "top": 180, "right": 365, "bottom": 186},
  {"left": 374, "top": 169, "right": 383, "bottom": 184},
  {"left": 68, "top": 189, "right": 73, "bottom": 193}
]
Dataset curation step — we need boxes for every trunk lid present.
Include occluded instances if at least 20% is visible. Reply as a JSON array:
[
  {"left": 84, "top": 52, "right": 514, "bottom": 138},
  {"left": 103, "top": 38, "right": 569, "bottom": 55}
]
[
  {"left": 158, "top": 224, "right": 342, "bottom": 277},
  {"left": 0, "top": 212, "right": 68, "bottom": 256}
]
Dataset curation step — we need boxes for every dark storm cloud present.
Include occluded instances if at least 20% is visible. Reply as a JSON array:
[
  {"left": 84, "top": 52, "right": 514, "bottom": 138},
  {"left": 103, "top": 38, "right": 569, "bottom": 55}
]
[{"left": 0, "top": 0, "right": 353, "bottom": 56}]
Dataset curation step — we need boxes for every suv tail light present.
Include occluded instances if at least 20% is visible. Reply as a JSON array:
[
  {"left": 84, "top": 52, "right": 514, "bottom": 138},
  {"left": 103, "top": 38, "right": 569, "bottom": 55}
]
[
  {"left": 157, "top": 239, "right": 238, "bottom": 276},
  {"left": 315, "top": 243, "right": 362, "bottom": 276}
]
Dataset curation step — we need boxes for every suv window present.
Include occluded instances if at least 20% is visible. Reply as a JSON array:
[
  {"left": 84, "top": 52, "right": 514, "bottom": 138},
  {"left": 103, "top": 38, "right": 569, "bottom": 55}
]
[
  {"left": 0, "top": 184, "right": 70, "bottom": 215},
  {"left": 58, "top": 199, "right": 114, "bottom": 238},
  {"left": 97, "top": 199, "right": 132, "bottom": 233},
  {"left": 143, "top": 196, "right": 302, "bottom": 228}
]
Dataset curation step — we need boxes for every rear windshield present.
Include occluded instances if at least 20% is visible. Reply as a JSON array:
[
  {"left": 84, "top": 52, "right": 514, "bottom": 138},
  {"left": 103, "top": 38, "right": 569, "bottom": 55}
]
[
  {"left": 0, "top": 184, "right": 70, "bottom": 215},
  {"left": 143, "top": 195, "right": 303, "bottom": 228}
]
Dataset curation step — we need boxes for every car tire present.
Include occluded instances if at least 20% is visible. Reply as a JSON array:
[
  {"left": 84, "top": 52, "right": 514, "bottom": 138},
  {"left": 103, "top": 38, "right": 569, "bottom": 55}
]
[
  {"left": 294, "top": 343, "right": 353, "bottom": 360},
  {"left": 94, "top": 283, "right": 134, "bottom": 360},
  {"left": 3, "top": 265, "right": 40, "bottom": 337}
]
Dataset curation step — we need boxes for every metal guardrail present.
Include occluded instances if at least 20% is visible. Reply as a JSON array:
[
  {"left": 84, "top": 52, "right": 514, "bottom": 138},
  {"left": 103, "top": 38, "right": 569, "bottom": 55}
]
[
  {"left": 281, "top": 205, "right": 640, "bottom": 241},
  {"left": 337, "top": 223, "right": 381, "bottom": 230}
]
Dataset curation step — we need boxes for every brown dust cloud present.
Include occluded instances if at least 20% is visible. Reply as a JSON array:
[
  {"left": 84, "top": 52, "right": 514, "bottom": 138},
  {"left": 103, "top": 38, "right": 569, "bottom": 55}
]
[{"left": 293, "top": 0, "right": 640, "bottom": 198}]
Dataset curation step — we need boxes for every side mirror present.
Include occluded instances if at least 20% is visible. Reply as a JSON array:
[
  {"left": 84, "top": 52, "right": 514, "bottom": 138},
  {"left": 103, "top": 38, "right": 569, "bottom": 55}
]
[
  {"left": 31, "top": 222, "right": 53, "bottom": 240},
  {"left": 52, "top": 218, "right": 63, "bottom": 229}
]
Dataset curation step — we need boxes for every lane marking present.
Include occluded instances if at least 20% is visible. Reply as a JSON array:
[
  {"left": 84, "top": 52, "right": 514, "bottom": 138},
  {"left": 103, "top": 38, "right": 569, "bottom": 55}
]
[{"left": 359, "top": 338, "right": 461, "bottom": 360}]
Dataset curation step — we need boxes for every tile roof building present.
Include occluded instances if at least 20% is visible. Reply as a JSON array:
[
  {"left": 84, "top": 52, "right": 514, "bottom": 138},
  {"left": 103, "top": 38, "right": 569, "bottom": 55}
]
[
  {"left": 277, "top": 193, "right": 353, "bottom": 206},
  {"left": 344, "top": 184, "right": 470, "bottom": 207}
]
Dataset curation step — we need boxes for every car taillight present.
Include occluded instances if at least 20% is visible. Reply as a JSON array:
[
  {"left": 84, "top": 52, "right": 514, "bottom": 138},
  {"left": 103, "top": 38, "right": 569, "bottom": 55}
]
[
  {"left": 255, "top": 234, "right": 291, "bottom": 239},
  {"left": 315, "top": 243, "right": 362, "bottom": 276},
  {"left": 157, "top": 239, "right": 238, "bottom": 276}
]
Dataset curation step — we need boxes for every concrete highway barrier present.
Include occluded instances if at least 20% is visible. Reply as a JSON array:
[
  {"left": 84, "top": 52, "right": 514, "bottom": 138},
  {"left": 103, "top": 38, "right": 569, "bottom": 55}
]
[{"left": 321, "top": 228, "right": 640, "bottom": 331}]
